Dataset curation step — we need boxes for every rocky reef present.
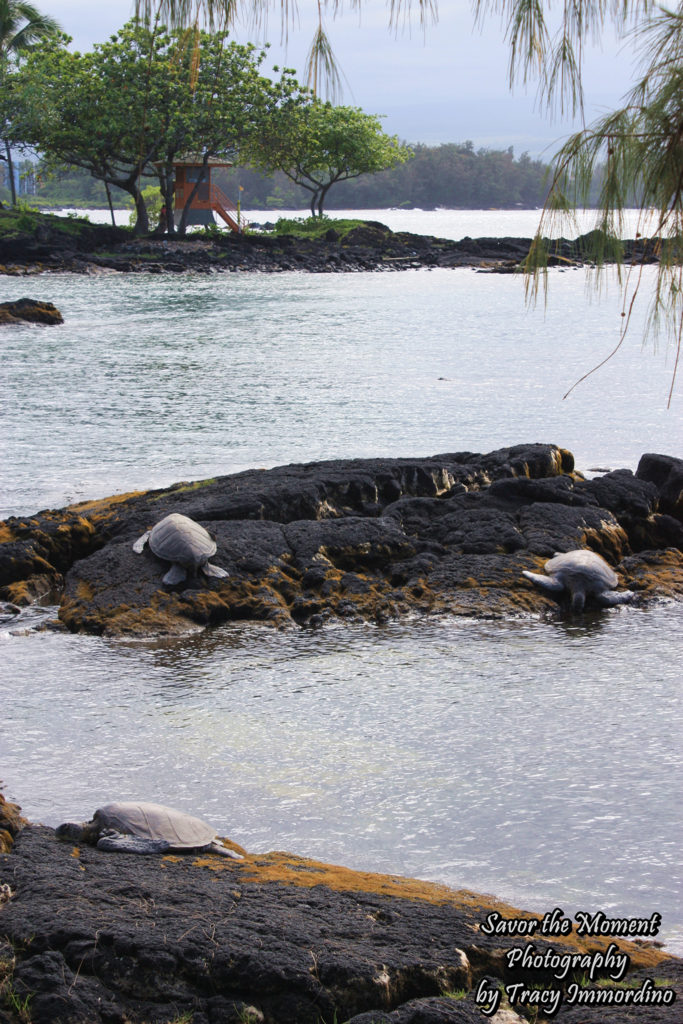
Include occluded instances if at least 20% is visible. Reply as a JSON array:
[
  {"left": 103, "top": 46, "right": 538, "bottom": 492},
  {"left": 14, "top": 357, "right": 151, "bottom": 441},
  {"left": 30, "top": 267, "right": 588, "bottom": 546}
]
[
  {"left": 0, "top": 791, "right": 680, "bottom": 1024},
  {"left": 0, "top": 444, "right": 681, "bottom": 637},
  {"left": 0, "top": 298, "right": 63, "bottom": 325}
]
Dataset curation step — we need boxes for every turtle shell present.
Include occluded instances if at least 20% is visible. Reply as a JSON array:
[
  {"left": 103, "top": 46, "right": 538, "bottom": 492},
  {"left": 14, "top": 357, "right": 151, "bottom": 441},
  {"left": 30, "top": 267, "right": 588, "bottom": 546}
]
[
  {"left": 148, "top": 513, "right": 217, "bottom": 568},
  {"left": 94, "top": 801, "right": 217, "bottom": 849},
  {"left": 544, "top": 550, "right": 618, "bottom": 591}
]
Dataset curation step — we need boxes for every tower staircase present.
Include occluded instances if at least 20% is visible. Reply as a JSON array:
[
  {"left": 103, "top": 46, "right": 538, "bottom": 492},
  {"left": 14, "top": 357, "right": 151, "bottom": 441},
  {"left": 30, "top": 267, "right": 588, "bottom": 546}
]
[{"left": 209, "top": 183, "right": 242, "bottom": 232}]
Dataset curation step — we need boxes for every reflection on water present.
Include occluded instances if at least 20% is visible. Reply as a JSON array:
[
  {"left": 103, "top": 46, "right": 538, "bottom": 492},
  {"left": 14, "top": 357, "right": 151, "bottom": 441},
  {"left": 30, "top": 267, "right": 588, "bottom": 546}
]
[
  {"left": 1, "top": 266, "right": 680, "bottom": 518},
  {"left": 2, "top": 604, "right": 682, "bottom": 952}
]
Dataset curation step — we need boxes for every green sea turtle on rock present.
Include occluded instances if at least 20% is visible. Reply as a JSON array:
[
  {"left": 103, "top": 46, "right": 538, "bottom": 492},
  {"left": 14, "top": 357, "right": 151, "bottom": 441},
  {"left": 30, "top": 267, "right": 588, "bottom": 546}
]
[
  {"left": 523, "top": 550, "right": 634, "bottom": 613},
  {"left": 55, "top": 801, "right": 244, "bottom": 858},
  {"left": 133, "top": 512, "right": 229, "bottom": 585}
]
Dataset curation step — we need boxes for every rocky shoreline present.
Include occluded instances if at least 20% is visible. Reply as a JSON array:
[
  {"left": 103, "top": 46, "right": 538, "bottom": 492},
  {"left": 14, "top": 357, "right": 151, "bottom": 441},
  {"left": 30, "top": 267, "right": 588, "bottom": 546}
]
[
  {"left": 0, "top": 216, "right": 660, "bottom": 276},
  {"left": 1, "top": 444, "right": 681, "bottom": 637},
  {"left": 0, "top": 789, "right": 680, "bottom": 1024}
]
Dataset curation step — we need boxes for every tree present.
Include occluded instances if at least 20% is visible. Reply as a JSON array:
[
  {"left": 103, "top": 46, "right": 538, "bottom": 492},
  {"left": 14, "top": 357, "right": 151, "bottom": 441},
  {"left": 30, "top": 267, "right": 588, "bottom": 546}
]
[
  {"left": 147, "top": 28, "right": 302, "bottom": 234},
  {"left": 0, "top": 0, "right": 60, "bottom": 205},
  {"left": 14, "top": 19, "right": 299, "bottom": 234},
  {"left": 247, "top": 101, "right": 410, "bottom": 217}
]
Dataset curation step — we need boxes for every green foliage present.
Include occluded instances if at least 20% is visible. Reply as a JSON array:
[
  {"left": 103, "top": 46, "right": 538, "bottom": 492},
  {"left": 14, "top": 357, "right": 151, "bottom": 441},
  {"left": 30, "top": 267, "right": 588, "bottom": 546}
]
[
  {"left": 0, "top": 0, "right": 59, "bottom": 54},
  {"left": 29, "top": 161, "right": 124, "bottom": 207},
  {"left": 10, "top": 195, "right": 33, "bottom": 228},
  {"left": 0, "top": 204, "right": 128, "bottom": 243},
  {"left": 194, "top": 221, "right": 228, "bottom": 239},
  {"left": 329, "top": 142, "right": 549, "bottom": 209},
  {"left": 271, "top": 215, "right": 367, "bottom": 238},
  {"left": 246, "top": 101, "right": 410, "bottom": 217},
  {"left": 9, "top": 144, "right": 553, "bottom": 211}
]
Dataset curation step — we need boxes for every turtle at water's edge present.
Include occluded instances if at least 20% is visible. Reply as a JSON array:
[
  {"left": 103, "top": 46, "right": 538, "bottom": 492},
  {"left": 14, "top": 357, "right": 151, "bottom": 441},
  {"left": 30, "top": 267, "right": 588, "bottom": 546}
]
[
  {"left": 55, "top": 801, "right": 244, "bottom": 858},
  {"left": 523, "top": 549, "right": 635, "bottom": 613},
  {"left": 133, "top": 512, "right": 229, "bottom": 585}
]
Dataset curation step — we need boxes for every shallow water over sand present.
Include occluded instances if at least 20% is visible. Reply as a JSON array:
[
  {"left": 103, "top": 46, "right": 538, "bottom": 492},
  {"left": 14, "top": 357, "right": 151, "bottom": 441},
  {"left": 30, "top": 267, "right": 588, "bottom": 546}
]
[{"left": 3, "top": 606, "right": 682, "bottom": 951}]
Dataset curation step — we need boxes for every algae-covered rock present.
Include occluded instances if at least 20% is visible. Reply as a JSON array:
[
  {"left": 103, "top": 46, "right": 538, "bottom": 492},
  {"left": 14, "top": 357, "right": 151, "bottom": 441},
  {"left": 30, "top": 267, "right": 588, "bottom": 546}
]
[
  {"left": 0, "top": 783, "right": 26, "bottom": 852},
  {"left": 1, "top": 444, "right": 681, "bottom": 636},
  {"left": 0, "top": 298, "right": 63, "bottom": 325},
  {"left": 0, "top": 815, "right": 679, "bottom": 1024}
]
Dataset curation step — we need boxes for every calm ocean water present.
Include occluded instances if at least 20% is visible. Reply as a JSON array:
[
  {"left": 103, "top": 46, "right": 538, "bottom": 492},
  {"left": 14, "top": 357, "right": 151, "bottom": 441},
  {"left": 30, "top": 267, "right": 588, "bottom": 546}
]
[
  {"left": 2, "top": 210, "right": 682, "bottom": 952},
  {"left": 63, "top": 205, "right": 658, "bottom": 241}
]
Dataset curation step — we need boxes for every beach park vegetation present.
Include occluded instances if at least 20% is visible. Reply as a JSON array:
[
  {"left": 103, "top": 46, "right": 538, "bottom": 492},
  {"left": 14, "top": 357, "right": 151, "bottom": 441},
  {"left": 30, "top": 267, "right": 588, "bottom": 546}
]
[{"left": 3, "top": 16, "right": 410, "bottom": 232}]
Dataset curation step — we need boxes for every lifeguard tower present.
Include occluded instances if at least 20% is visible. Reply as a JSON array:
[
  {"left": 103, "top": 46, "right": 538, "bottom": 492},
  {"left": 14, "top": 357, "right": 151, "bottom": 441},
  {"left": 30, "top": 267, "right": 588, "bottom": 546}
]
[{"left": 173, "top": 156, "right": 241, "bottom": 232}]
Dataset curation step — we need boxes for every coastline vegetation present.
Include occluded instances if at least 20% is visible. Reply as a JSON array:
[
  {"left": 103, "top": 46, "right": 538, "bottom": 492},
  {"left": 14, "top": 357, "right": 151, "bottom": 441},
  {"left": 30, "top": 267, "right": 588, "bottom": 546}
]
[
  {"left": 3, "top": 142, "right": 555, "bottom": 214},
  {"left": 3, "top": 17, "right": 409, "bottom": 230}
]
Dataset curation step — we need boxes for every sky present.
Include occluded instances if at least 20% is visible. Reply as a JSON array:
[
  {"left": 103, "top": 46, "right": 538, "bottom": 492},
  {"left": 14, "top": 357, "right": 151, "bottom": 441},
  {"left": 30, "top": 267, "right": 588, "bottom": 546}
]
[{"left": 34, "top": 0, "right": 638, "bottom": 158}]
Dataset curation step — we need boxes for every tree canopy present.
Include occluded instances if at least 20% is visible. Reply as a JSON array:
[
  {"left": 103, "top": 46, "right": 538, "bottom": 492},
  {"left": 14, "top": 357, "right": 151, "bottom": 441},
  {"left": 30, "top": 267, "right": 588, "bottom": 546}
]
[
  {"left": 246, "top": 102, "right": 410, "bottom": 217},
  {"left": 13, "top": 19, "right": 301, "bottom": 233}
]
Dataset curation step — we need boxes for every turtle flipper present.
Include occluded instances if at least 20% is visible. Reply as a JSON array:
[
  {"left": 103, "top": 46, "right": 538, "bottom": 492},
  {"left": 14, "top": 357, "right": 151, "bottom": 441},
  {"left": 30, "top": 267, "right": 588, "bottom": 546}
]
[
  {"left": 596, "top": 589, "right": 635, "bottom": 607},
  {"left": 202, "top": 563, "right": 229, "bottom": 579},
  {"left": 96, "top": 830, "right": 171, "bottom": 855},
  {"left": 162, "top": 563, "right": 187, "bottom": 585},
  {"left": 522, "top": 570, "right": 565, "bottom": 594},
  {"left": 132, "top": 531, "right": 150, "bottom": 554},
  {"left": 208, "top": 840, "right": 244, "bottom": 859}
]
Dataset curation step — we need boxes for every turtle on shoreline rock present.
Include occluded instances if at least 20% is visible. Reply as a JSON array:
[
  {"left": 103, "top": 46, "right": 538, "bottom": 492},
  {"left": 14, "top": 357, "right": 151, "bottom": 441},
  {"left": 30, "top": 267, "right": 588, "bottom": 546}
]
[
  {"left": 522, "top": 549, "right": 635, "bottom": 613},
  {"left": 133, "top": 512, "right": 229, "bottom": 584},
  {"left": 55, "top": 801, "right": 244, "bottom": 858}
]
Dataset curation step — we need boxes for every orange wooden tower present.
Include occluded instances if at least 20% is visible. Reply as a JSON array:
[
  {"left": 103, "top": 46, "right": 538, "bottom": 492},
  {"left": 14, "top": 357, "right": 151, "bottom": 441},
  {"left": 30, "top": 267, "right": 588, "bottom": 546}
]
[{"left": 173, "top": 157, "right": 241, "bottom": 232}]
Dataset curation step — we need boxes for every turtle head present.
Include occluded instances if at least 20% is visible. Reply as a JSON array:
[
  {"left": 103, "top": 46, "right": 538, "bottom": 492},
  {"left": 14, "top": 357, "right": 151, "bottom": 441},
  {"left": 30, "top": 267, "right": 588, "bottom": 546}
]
[
  {"left": 55, "top": 819, "right": 101, "bottom": 844},
  {"left": 55, "top": 821, "right": 85, "bottom": 842}
]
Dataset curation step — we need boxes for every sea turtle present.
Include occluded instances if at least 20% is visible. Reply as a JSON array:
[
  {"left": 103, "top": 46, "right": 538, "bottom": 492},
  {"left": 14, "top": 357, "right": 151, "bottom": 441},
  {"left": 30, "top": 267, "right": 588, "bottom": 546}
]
[
  {"left": 133, "top": 513, "right": 229, "bottom": 585},
  {"left": 522, "top": 549, "right": 634, "bottom": 613},
  {"left": 55, "top": 801, "right": 244, "bottom": 858}
]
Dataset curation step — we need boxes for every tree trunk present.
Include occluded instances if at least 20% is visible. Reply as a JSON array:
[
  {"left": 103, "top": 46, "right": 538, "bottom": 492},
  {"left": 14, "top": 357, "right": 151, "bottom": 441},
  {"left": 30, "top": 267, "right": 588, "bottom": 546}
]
[
  {"left": 317, "top": 181, "right": 335, "bottom": 219},
  {"left": 162, "top": 177, "right": 175, "bottom": 236},
  {"left": 130, "top": 185, "right": 149, "bottom": 235},
  {"left": 4, "top": 140, "right": 17, "bottom": 206},
  {"left": 104, "top": 181, "right": 116, "bottom": 227},
  {"left": 156, "top": 160, "right": 175, "bottom": 236}
]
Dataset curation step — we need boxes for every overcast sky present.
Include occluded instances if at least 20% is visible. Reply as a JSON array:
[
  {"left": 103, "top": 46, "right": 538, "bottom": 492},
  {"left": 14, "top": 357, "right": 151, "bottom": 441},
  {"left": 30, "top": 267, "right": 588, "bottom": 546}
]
[{"left": 35, "top": 1, "right": 637, "bottom": 158}]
